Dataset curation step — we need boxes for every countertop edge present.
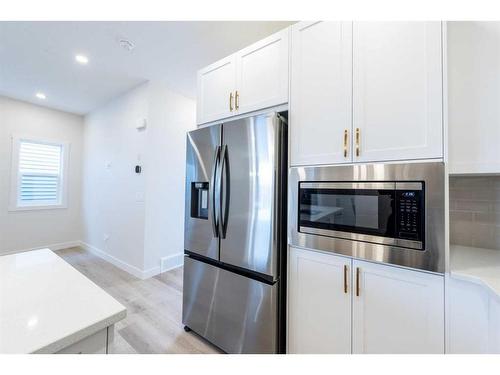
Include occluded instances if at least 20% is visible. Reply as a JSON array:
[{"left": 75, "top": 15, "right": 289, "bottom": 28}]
[
  {"left": 449, "top": 270, "right": 500, "bottom": 302},
  {"left": 31, "top": 308, "right": 127, "bottom": 354},
  {"left": 449, "top": 244, "right": 500, "bottom": 302}
]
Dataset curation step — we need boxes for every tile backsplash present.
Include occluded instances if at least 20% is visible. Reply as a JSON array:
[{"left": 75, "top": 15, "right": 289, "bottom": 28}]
[{"left": 449, "top": 176, "right": 500, "bottom": 249}]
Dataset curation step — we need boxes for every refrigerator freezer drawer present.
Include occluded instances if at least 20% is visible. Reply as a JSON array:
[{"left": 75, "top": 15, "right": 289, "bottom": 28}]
[{"left": 182, "top": 256, "right": 279, "bottom": 354}]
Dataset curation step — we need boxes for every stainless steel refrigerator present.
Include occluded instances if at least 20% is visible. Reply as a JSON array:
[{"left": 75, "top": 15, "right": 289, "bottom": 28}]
[{"left": 182, "top": 111, "right": 287, "bottom": 354}]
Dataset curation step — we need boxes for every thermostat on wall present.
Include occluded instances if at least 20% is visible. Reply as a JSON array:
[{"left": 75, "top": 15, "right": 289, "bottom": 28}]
[{"left": 136, "top": 118, "right": 147, "bottom": 130}]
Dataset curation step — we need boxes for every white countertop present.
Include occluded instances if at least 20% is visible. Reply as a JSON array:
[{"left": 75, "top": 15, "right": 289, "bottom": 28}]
[
  {"left": 450, "top": 245, "right": 500, "bottom": 300},
  {"left": 0, "top": 249, "right": 126, "bottom": 353}
]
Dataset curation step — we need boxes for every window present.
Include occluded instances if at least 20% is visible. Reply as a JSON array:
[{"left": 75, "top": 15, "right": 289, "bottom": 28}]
[{"left": 10, "top": 136, "right": 69, "bottom": 210}]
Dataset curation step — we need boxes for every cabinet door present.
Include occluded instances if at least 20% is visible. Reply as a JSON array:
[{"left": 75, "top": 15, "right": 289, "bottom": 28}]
[
  {"left": 290, "top": 21, "right": 352, "bottom": 166},
  {"left": 352, "top": 260, "right": 444, "bottom": 353},
  {"left": 197, "top": 55, "right": 237, "bottom": 124},
  {"left": 489, "top": 296, "right": 500, "bottom": 354},
  {"left": 288, "top": 247, "right": 351, "bottom": 354},
  {"left": 448, "top": 22, "right": 500, "bottom": 174},
  {"left": 447, "top": 277, "right": 489, "bottom": 354},
  {"left": 234, "top": 28, "right": 289, "bottom": 116},
  {"left": 352, "top": 22, "right": 443, "bottom": 162}
]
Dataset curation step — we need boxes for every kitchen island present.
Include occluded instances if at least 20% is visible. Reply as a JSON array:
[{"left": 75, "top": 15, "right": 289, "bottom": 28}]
[{"left": 0, "top": 248, "right": 126, "bottom": 354}]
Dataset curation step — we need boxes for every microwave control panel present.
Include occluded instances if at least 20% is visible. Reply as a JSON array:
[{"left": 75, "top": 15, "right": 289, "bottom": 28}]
[{"left": 395, "top": 189, "right": 424, "bottom": 243}]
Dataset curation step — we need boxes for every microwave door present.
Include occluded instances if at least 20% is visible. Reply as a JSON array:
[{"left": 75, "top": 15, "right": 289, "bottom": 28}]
[
  {"left": 298, "top": 184, "right": 396, "bottom": 240},
  {"left": 184, "top": 125, "right": 222, "bottom": 261},
  {"left": 219, "top": 113, "right": 284, "bottom": 279}
]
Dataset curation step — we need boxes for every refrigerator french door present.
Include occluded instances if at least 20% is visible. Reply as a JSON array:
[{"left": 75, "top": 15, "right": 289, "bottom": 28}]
[{"left": 183, "top": 112, "right": 287, "bottom": 354}]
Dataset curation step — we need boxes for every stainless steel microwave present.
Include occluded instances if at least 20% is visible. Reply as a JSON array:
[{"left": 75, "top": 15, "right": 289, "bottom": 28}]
[{"left": 289, "top": 162, "right": 445, "bottom": 273}]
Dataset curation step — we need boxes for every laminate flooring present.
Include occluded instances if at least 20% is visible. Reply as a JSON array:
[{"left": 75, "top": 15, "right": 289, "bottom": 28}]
[{"left": 56, "top": 247, "right": 221, "bottom": 354}]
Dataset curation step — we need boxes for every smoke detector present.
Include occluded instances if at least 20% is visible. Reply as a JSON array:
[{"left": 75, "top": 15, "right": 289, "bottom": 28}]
[{"left": 118, "top": 38, "right": 135, "bottom": 52}]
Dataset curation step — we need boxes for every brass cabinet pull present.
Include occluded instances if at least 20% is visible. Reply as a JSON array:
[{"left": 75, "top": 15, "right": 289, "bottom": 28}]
[
  {"left": 356, "top": 267, "right": 360, "bottom": 297},
  {"left": 235, "top": 90, "right": 240, "bottom": 110},
  {"left": 355, "top": 128, "right": 360, "bottom": 157},
  {"left": 229, "top": 92, "right": 234, "bottom": 111},
  {"left": 343, "top": 264, "right": 348, "bottom": 294},
  {"left": 343, "top": 129, "right": 349, "bottom": 158}
]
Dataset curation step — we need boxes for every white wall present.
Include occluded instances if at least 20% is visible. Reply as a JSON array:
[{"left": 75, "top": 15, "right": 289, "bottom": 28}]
[
  {"left": 143, "top": 82, "right": 196, "bottom": 273},
  {"left": 0, "top": 96, "right": 83, "bottom": 254},
  {"left": 82, "top": 81, "right": 195, "bottom": 278},
  {"left": 82, "top": 83, "right": 148, "bottom": 273}
]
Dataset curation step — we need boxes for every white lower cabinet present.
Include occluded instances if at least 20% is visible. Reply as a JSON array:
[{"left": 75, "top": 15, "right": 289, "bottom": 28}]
[
  {"left": 489, "top": 297, "right": 500, "bottom": 353},
  {"left": 352, "top": 259, "right": 445, "bottom": 354},
  {"left": 447, "top": 277, "right": 489, "bottom": 353},
  {"left": 288, "top": 247, "right": 351, "bottom": 353},
  {"left": 287, "top": 246, "right": 445, "bottom": 354},
  {"left": 447, "top": 277, "right": 500, "bottom": 354}
]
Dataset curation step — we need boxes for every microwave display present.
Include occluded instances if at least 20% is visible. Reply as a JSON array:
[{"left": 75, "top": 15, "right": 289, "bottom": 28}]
[{"left": 298, "top": 182, "right": 425, "bottom": 250}]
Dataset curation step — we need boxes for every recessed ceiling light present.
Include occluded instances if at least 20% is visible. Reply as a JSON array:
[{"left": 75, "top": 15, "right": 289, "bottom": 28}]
[
  {"left": 35, "top": 92, "right": 46, "bottom": 100},
  {"left": 75, "top": 54, "right": 89, "bottom": 65}
]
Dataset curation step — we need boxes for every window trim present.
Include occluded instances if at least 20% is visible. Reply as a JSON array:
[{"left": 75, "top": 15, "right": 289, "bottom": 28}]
[{"left": 9, "top": 135, "right": 70, "bottom": 211}]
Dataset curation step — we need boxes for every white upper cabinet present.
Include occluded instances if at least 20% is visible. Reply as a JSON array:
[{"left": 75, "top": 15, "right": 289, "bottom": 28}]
[
  {"left": 196, "top": 28, "right": 289, "bottom": 125},
  {"left": 290, "top": 21, "right": 353, "bottom": 166},
  {"left": 288, "top": 247, "right": 351, "bottom": 354},
  {"left": 235, "top": 28, "right": 289, "bottom": 115},
  {"left": 197, "top": 56, "right": 237, "bottom": 125},
  {"left": 352, "top": 22, "right": 443, "bottom": 162},
  {"left": 352, "top": 259, "right": 445, "bottom": 354},
  {"left": 448, "top": 22, "right": 500, "bottom": 174}
]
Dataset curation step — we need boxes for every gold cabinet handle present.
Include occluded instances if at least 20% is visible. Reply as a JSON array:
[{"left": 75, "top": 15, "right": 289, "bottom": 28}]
[
  {"left": 355, "top": 128, "right": 360, "bottom": 157},
  {"left": 235, "top": 90, "right": 240, "bottom": 110},
  {"left": 229, "top": 92, "right": 234, "bottom": 111},
  {"left": 356, "top": 267, "right": 360, "bottom": 297},
  {"left": 343, "top": 129, "right": 349, "bottom": 158},
  {"left": 344, "top": 264, "right": 348, "bottom": 294}
]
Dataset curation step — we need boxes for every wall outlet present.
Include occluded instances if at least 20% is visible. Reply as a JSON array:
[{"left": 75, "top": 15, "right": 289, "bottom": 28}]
[
  {"left": 103, "top": 234, "right": 110, "bottom": 242},
  {"left": 135, "top": 192, "right": 145, "bottom": 202}
]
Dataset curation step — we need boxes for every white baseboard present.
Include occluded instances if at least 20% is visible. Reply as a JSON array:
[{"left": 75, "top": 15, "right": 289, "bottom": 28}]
[
  {"left": 1, "top": 240, "right": 81, "bottom": 256},
  {"left": 79, "top": 241, "right": 156, "bottom": 280},
  {"left": 3, "top": 240, "right": 178, "bottom": 281},
  {"left": 142, "top": 266, "right": 162, "bottom": 279},
  {"left": 161, "top": 252, "right": 184, "bottom": 272},
  {"left": 48, "top": 241, "right": 82, "bottom": 251}
]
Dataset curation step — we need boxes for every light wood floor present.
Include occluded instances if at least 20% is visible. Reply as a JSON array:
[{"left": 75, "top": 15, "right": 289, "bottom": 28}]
[{"left": 56, "top": 247, "right": 221, "bottom": 354}]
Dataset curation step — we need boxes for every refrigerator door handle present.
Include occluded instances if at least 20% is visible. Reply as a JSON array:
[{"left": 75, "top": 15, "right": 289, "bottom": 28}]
[
  {"left": 220, "top": 144, "right": 230, "bottom": 239},
  {"left": 210, "top": 146, "right": 221, "bottom": 238}
]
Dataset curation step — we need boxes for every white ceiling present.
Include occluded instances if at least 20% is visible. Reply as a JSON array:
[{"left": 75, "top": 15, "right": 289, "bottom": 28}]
[{"left": 0, "top": 21, "right": 294, "bottom": 115}]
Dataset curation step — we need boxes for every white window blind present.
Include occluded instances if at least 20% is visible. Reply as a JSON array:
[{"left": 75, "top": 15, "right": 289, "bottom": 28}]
[{"left": 18, "top": 140, "right": 63, "bottom": 206}]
